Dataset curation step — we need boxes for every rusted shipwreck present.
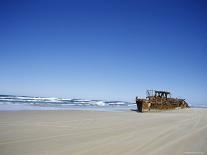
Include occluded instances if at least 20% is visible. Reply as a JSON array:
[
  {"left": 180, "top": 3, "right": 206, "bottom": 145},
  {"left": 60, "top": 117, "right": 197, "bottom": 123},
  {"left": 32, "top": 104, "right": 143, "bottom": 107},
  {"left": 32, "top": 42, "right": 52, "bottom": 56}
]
[{"left": 136, "top": 90, "right": 189, "bottom": 112}]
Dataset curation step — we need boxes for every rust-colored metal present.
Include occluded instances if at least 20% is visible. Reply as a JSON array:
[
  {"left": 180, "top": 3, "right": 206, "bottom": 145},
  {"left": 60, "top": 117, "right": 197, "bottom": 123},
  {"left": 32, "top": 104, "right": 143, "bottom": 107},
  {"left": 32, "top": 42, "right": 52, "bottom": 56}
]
[{"left": 136, "top": 90, "right": 189, "bottom": 112}]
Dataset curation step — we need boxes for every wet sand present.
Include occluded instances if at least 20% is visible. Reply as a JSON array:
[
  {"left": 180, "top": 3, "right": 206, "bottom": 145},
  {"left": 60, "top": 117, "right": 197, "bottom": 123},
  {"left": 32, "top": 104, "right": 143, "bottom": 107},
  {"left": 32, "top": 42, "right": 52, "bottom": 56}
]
[{"left": 0, "top": 108, "right": 207, "bottom": 155}]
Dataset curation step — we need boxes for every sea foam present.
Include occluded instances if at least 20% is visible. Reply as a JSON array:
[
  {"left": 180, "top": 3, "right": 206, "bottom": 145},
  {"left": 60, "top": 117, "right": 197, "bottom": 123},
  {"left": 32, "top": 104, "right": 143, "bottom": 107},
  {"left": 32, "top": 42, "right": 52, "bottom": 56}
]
[{"left": 0, "top": 95, "right": 134, "bottom": 111}]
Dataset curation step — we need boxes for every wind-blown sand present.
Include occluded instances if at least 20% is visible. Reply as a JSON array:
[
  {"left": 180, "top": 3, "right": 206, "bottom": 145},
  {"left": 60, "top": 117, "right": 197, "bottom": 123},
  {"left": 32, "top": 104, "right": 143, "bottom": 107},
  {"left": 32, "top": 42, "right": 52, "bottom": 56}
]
[{"left": 0, "top": 108, "right": 207, "bottom": 155}]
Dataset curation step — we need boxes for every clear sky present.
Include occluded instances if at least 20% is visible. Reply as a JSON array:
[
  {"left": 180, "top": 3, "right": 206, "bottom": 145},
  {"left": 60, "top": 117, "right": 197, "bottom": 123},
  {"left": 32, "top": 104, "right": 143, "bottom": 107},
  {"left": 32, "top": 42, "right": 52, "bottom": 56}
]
[{"left": 0, "top": 0, "right": 207, "bottom": 104}]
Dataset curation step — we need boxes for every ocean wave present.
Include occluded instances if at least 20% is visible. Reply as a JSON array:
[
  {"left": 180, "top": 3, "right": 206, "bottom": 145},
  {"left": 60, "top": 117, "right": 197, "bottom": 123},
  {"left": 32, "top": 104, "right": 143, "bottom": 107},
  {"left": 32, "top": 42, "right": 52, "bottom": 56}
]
[{"left": 0, "top": 95, "right": 132, "bottom": 107}]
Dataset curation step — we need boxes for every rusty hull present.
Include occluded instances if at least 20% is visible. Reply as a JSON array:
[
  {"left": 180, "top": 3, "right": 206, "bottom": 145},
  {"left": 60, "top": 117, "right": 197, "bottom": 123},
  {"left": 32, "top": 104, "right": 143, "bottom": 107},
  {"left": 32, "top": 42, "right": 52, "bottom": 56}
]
[{"left": 136, "top": 90, "right": 189, "bottom": 112}]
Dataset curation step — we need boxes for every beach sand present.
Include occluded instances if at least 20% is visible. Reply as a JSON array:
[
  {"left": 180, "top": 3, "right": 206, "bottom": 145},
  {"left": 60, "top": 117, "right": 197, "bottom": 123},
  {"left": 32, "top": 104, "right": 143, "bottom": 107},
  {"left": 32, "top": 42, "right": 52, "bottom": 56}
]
[{"left": 0, "top": 108, "right": 207, "bottom": 155}]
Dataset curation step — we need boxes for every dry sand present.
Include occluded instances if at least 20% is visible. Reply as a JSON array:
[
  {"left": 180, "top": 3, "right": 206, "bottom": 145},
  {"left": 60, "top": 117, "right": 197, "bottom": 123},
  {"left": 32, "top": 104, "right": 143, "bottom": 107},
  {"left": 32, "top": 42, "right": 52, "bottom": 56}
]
[{"left": 0, "top": 108, "right": 207, "bottom": 155}]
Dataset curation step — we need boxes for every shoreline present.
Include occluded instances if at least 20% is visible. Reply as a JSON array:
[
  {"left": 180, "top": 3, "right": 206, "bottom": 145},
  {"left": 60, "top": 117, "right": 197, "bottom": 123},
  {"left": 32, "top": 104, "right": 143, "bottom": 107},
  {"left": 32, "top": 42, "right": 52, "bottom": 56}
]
[
  {"left": 0, "top": 106, "right": 206, "bottom": 113},
  {"left": 0, "top": 103, "right": 136, "bottom": 112}
]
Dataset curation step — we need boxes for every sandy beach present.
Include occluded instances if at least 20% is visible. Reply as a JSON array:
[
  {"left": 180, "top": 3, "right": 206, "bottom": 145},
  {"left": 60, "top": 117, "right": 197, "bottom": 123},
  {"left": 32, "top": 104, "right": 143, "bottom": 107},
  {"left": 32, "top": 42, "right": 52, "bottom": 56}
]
[{"left": 0, "top": 108, "right": 207, "bottom": 155}]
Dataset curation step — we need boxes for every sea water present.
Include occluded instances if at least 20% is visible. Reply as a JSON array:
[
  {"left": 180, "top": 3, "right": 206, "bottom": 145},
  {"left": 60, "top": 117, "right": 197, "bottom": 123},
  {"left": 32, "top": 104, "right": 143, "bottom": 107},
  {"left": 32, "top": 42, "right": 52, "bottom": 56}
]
[{"left": 0, "top": 95, "right": 136, "bottom": 112}]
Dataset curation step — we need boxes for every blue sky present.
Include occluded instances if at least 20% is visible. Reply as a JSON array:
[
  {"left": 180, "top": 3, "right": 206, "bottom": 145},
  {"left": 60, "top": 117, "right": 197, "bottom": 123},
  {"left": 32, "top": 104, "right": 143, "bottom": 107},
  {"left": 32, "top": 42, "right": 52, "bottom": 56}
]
[{"left": 0, "top": 0, "right": 207, "bottom": 104}]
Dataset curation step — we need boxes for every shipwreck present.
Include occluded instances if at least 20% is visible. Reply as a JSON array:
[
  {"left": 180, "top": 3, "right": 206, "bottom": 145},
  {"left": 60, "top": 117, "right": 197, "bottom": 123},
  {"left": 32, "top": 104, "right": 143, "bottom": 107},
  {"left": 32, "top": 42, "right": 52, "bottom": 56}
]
[{"left": 136, "top": 90, "right": 189, "bottom": 112}]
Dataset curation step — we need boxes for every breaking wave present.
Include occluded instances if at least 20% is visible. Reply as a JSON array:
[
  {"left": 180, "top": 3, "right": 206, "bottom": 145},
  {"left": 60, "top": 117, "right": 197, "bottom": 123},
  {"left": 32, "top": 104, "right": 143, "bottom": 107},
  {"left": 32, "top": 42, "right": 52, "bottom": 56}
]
[{"left": 0, "top": 95, "right": 134, "bottom": 111}]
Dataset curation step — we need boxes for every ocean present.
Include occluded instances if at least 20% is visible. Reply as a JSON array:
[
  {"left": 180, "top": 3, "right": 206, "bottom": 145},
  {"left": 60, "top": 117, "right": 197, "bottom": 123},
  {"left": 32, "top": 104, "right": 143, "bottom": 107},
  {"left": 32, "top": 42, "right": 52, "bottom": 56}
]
[{"left": 0, "top": 95, "right": 136, "bottom": 112}]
